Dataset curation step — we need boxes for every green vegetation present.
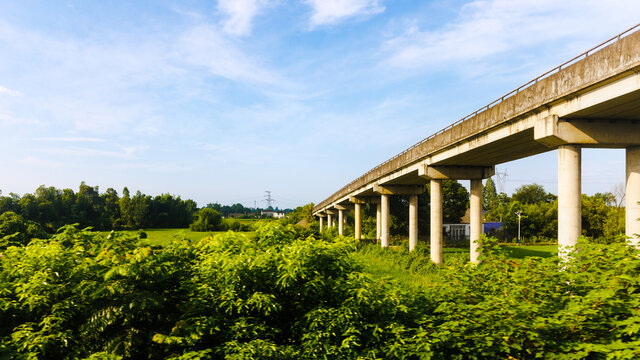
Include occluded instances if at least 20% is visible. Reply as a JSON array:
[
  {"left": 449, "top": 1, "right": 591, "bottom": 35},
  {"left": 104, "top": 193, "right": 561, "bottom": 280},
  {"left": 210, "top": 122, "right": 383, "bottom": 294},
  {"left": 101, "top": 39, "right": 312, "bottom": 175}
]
[
  {"left": 0, "top": 183, "right": 198, "bottom": 231},
  {"left": 485, "top": 182, "right": 626, "bottom": 244},
  {"left": 0, "top": 184, "right": 284, "bottom": 234},
  {"left": 100, "top": 228, "right": 230, "bottom": 247},
  {"left": 3, "top": 217, "right": 640, "bottom": 359}
]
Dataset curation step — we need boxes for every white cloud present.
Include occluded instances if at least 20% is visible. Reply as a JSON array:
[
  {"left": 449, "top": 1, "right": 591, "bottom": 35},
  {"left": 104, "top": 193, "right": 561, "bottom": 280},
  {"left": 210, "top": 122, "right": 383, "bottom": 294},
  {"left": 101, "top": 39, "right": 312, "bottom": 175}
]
[
  {"left": 179, "top": 24, "right": 283, "bottom": 85},
  {"left": 0, "top": 85, "right": 20, "bottom": 96},
  {"left": 384, "top": 0, "right": 640, "bottom": 69},
  {"left": 218, "top": 0, "right": 268, "bottom": 36},
  {"left": 34, "top": 137, "right": 105, "bottom": 143},
  {"left": 32, "top": 144, "right": 149, "bottom": 159},
  {"left": 306, "top": 0, "right": 384, "bottom": 27}
]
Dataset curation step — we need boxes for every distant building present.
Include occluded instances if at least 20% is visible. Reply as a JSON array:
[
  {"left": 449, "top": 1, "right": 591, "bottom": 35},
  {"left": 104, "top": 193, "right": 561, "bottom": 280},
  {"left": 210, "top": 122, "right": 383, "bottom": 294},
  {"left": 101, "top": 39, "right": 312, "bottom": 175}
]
[
  {"left": 261, "top": 210, "right": 285, "bottom": 219},
  {"left": 442, "top": 222, "right": 503, "bottom": 243}
]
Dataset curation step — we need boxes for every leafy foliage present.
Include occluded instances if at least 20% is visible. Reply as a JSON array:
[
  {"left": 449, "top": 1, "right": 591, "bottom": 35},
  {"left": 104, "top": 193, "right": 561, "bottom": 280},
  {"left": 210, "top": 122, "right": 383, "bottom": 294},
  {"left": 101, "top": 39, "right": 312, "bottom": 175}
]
[
  {"left": 2, "top": 224, "right": 640, "bottom": 359},
  {"left": 0, "top": 184, "right": 198, "bottom": 231}
]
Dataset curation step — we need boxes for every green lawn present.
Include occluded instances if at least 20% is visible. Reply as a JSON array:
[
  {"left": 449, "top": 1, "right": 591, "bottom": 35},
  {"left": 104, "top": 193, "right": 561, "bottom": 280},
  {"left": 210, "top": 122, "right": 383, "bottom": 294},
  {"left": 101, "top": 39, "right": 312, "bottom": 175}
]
[
  {"left": 100, "top": 228, "right": 253, "bottom": 246},
  {"left": 353, "top": 244, "right": 559, "bottom": 289}
]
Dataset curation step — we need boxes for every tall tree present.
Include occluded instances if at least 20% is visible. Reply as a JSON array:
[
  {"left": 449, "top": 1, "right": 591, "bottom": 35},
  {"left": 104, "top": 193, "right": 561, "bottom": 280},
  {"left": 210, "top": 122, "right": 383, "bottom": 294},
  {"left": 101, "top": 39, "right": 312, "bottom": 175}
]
[{"left": 483, "top": 178, "right": 498, "bottom": 211}]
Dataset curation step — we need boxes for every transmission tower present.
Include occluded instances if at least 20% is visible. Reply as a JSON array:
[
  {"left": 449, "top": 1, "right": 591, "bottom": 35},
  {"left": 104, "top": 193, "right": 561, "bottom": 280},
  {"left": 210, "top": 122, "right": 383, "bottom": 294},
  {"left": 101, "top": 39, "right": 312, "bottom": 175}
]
[
  {"left": 263, "top": 191, "right": 275, "bottom": 208},
  {"left": 495, "top": 169, "right": 508, "bottom": 193}
]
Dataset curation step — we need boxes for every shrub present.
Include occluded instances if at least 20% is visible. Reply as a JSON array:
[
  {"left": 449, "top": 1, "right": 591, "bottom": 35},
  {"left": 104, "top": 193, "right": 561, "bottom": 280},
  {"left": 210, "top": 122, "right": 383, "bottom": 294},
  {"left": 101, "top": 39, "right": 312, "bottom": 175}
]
[{"left": 190, "top": 208, "right": 222, "bottom": 232}]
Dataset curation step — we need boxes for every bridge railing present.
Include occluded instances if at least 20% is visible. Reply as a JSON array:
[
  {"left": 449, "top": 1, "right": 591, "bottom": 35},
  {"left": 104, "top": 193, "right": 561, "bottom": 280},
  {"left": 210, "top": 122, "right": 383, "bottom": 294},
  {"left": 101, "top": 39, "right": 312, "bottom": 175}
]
[{"left": 315, "top": 22, "right": 640, "bottom": 212}]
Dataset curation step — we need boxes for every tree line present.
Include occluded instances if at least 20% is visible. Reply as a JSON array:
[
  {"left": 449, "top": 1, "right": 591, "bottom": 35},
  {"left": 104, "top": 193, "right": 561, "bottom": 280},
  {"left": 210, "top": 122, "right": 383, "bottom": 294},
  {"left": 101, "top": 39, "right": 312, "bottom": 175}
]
[
  {"left": 0, "top": 183, "right": 198, "bottom": 231},
  {"left": 483, "top": 178, "right": 626, "bottom": 243}
]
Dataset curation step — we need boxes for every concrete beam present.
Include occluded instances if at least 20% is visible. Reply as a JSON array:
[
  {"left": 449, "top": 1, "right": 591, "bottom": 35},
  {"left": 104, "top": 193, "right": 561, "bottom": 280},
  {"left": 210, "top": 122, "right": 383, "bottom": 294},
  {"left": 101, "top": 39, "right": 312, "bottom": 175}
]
[
  {"left": 373, "top": 184, "right": 426, "bottom": 195},
  {"left": 419, "top": 164, "right": 495, "bottom": 180},
  {"left": 334, "top": 204, "right": 354, "bottom": 210},
  {"left": 349, "top": 196, "right": 381, "bottom": 204},
  {"left": 535, "top": 115, "right": 640, "bottom": 147}
]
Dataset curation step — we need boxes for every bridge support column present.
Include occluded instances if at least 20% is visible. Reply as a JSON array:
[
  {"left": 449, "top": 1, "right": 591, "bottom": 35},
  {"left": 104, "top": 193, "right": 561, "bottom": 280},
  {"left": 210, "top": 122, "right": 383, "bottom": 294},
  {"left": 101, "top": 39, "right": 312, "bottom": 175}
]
[
  {"left": 470, "top": 179, "right": 482, "bottom": 264},
  {"left": 558, "top": 144, "right": 582, "bottom": 258},
  {"left": 430, "top": 179, "right": 443, "bottom": 264},
  {"left": 327, "top": 213, "right": 333, "bottom": 228},
  {"left": 338, "top": 209, "right": 344, "bottom": 236},
  {"left": 381, "top": 194, "right": 390, "bottom": 247},
  {"left": 376, "top": 203, "right": 381, "bottom": 242},
  {"left": 319, "top": 216, "right": 324, "bottom": 231},
  {"left": 354, "top": 203, "right": 361, "bottom": 240},
  {"left": 409, "top": 195, "right": 418, "bottom": 251},
  {"left": 627, "top": 146, "right": 640, "bottom": 245}
]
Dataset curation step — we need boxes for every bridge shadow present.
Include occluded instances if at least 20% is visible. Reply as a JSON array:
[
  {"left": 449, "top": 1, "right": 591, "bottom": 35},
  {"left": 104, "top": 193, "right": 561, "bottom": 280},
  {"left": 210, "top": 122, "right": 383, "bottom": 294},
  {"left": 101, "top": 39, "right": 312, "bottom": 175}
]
[{"left": 501, "top": 246, "right": 556, "bottom": 259}]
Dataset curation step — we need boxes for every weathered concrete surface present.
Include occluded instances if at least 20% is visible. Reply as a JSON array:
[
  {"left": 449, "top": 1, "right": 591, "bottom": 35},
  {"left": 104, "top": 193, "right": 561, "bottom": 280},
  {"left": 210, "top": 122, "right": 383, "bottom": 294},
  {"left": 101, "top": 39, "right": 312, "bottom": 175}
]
[
  {"left": 627, "top": 146, "right": 640, "bottom": 244},
  {"left": 558, "top": 145, "right": 582, "bottom": 258},
  {"left": 430, "top": 179, "right": 443, "bottom": 264},
  {"left": 354, "top": 203, "right": 362, "bottom": 240},
  {"left": 470, "top": 179, "right": 482, "bottom": 264},
  {"left": 381, "top": 195, "right": 389, "bottom": 247},
  {"left": 313, "top": 29, "right": 640, "bottom": 215},
  {"left": 409, "top": 195, "right": 418, "bottom": 251}
]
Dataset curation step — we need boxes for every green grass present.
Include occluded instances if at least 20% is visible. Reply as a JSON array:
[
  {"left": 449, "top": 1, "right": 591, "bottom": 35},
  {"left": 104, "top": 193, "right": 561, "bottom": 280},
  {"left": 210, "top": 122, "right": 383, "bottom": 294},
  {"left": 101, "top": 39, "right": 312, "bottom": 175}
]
[
  {"left": 100, "top": 228, "right": 254, "bottom": 246},
  {"left": 501, "top": 245, "right": 557, "bottom": 258},
  {"left": 353, "top": 244, "right": 559, "bottom": 289}
]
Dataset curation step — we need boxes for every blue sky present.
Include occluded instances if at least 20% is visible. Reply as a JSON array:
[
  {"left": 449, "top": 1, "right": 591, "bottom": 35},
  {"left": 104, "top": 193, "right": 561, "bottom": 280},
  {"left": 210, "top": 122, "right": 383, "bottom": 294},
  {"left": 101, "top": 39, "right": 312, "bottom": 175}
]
[{"left": 1, "top": 0, "right": 639, "bottom": 209}]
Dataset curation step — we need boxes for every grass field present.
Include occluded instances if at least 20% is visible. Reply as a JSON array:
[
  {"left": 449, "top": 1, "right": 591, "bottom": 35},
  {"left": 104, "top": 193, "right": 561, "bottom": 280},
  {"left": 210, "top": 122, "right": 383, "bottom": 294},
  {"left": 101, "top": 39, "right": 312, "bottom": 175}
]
[
  {"left": 353, "top": 244, "right": 558, "bottom": 289},
  {"left": 100, "top": 228, "right": 253, "bottom": 246}
]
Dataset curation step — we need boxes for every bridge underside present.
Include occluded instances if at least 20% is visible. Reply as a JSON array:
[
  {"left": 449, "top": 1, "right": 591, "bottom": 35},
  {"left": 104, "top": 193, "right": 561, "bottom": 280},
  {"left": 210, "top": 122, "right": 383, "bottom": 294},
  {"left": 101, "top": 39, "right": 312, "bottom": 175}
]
[{"left": 313, "top": 28, "right": 640, "bottom": 263}]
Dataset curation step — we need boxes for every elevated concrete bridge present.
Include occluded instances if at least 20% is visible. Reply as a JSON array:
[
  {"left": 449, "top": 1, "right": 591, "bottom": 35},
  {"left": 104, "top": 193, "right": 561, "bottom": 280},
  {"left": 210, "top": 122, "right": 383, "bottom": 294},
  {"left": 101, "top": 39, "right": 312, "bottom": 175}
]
[{"left": 313, "top": 24, "right": 640, "bottom": 263}]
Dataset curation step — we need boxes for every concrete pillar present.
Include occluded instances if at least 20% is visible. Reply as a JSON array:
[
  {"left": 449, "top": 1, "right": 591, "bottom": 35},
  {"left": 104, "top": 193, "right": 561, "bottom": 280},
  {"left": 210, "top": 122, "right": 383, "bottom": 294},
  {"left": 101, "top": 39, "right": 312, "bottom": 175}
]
[
  {"left": 376, "top": 203, "right": 381, "bottom": 241},
  {"left": 327, "top": 213, "right": 333, "bottom": 228},
  {"left": 354, "top": 203, "right": 362, "bottom": 240},
  {"left": 338, "top": 209, "right": 344, "bottom": 236},
  {"left": 409, "top": 195, "right": 418, "bottom": 251},
  {"left": 558, "top": 144, "right": 581, "bottom": 258},
  {"left": 430, "top": 179, "right": 443, "bottom": 264},
  {"left": 626, "top": 146, "right": 640, "bottom": 245},
  {"left": 319, "top": 216, "right": 324, "bottom": 231},
  {"left": 470, "top": 179, "right": 482, "bottom": 264},
  {"left": 381, "top": 194, "right": 390, "bottom": 247}
]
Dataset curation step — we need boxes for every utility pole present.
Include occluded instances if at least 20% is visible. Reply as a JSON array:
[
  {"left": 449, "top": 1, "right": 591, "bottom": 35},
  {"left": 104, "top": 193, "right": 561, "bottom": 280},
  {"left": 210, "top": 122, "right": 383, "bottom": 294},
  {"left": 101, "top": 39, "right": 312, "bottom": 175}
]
[{"left": 515, "top": 211, "right": 522, "bottom": 245}]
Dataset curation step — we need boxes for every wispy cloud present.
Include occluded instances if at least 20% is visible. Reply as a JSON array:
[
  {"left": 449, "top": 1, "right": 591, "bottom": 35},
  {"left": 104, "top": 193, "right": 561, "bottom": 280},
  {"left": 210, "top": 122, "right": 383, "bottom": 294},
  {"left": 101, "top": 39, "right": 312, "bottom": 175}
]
[
  {"left": 0, "top": 85, "right": 20, "bottom": 96},
  {"left": 218, "top": 0, "right": 268, "bottom": 36},
  {"left": 34, "top": 137, "right": 105, "bottom": 143},
  {"left": 179, "top": 24, "right": 285, "bottom": 86},
  {"left": 383, "top": 0, "right": 640, "bottom": 70},
  {"left": 32, "top": 144, "right": 149, "bottom": 159},
  {"left": 305, "top": 0, "right": 384, "bottom": 28}
]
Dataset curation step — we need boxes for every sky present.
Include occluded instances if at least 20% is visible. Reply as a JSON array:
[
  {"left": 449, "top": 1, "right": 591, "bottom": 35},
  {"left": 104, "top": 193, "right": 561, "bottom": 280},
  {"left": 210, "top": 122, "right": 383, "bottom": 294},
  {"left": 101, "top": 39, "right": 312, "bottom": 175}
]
[{"left": 1, "top": 0, "right": 639, "bottom": 209}]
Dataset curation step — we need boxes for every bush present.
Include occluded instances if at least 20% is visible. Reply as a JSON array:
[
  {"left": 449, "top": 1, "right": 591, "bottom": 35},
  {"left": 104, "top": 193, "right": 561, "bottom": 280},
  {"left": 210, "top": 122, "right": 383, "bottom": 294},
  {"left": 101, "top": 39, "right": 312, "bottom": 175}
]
[
  {"left": 190, "top": 208, "right": 222, "bottom": 231},
  {"left": 3, "top": 225, "right": 640, "bottom": 359},
  {"left": 0, "top": 211, "right": 49, "bottom": 248}
]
